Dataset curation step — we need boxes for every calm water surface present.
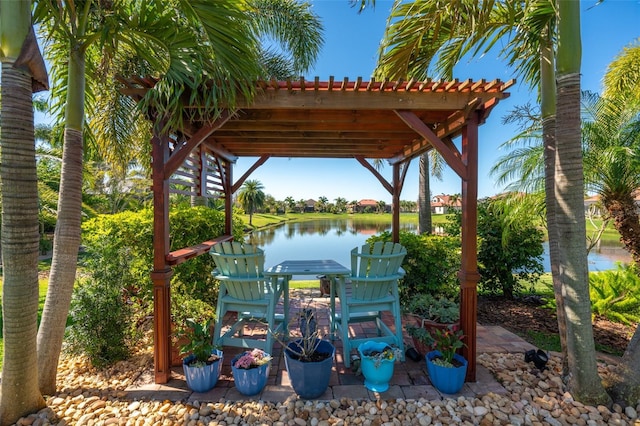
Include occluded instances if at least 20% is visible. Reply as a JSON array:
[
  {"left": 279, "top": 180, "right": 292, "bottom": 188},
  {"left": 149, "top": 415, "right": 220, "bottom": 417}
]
[
  {"left": 247, "top": 218, "right": 416, "bottom": 275},
  {"left": 247, "top": 218, "right": 629, "bottom": 275}
]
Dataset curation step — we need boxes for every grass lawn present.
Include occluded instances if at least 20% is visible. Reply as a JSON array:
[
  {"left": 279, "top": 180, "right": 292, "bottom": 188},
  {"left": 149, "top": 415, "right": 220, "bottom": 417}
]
[{"left": 240, "top": 212, "right": 448, "bottom": 230}]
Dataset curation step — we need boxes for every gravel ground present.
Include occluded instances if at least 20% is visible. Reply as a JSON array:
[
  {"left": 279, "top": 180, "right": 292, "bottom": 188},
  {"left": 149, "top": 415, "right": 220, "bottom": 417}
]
[{"left": 12, "top": 345, "right": 640, "bottom": 426}]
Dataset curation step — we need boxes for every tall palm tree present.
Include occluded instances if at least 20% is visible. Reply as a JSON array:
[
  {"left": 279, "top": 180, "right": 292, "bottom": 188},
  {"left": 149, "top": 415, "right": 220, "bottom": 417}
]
[
  {"left": 417, "top": 151, "right": 443, "bottom": 234},
  {"left": 34, "top": 0, "right": 323, "bottom": 395},
  {"left": 375, "top": 0, "right": 569, "bottom": 363},
  {"left": 238, "top": 180, "right": 266, "bottom": 225},
  {"left": 554, "top": 0, "right": 610, "bottom": 405},
  {"left": 0, "top": 1, "right": 48, "bottom": 422},
  {"left": 374, "top": 0, "right": 611, "bottom": 402}
]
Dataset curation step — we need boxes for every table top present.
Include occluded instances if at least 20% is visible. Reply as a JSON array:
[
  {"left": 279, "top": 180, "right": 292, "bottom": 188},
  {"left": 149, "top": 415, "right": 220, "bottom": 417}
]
[{"left": 265, "top": 259, "right": 351, "bottom": 276}]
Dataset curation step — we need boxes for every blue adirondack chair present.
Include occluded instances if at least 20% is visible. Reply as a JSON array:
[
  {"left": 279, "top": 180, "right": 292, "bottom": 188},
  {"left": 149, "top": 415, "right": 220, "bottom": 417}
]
[
  {"left": 334, "top": 241, "right": 406, "bottom": 368},
  {"left": 211, "top": 242, "right": 284, "bottom": 354}
]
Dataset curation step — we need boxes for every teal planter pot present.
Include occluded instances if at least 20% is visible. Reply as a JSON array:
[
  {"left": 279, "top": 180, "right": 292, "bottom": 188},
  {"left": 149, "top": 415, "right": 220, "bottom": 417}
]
[
  {"left": 231, "top": 353, "right": 271, "bottom": 396},
  {"left": 426, "top": 350, "right": 467, "bottom": 394},
  {"left": 358, "top": 341, "right": 396, "bottom": 392},
  {"left": 183, "top": 349, "right": 223, "bottom": 393},
  {"left": 284, "top": 339, "right": 335, "bottom": 399}
]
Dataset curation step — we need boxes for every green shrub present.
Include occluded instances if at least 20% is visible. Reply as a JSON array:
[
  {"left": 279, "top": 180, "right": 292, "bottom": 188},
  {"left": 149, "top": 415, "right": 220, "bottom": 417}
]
[
  {"left": 590, "top": 264, "right": 640, "bottom": 325},
  {"left": 81, "top": 206, "right": 245, "bottom": 307},
  {"left": 171, "top": 292, "right": 216, "bottom": 339},
  {"left": 366, "top": 231, "right": 461, "bottom": 304},
  {"left": 65, "top": 238, "right": 135, "bottom": 367},
  {"left": 446, "top": 198, "right": 544, "bottom": 298}
]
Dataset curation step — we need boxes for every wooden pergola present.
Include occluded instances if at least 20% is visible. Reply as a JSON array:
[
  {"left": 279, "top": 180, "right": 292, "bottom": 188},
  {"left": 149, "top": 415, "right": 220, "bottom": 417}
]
[{"left": 120, "top": 76, "right": 513, "bottom": 385}]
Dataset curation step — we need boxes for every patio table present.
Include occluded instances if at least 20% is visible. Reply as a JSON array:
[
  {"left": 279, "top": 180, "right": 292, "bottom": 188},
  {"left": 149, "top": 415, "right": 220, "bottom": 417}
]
[{"left": 264, "top": 259, "right": 351, "bottom": 338}]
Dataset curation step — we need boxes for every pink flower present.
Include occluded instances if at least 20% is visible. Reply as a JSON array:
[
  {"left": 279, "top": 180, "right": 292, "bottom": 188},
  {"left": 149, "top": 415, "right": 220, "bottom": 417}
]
[{"left": 233, "top": 349, "right": 272, "bottom": 369}]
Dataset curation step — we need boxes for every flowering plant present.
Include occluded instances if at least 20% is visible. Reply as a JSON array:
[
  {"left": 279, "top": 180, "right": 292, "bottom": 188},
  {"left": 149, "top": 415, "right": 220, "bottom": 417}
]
[
  {"left": 233, "top": 348, "right": 272, "bottom": 370},
  {"left": 431, "top": 326, "right": 466, "bottom": 367},
  {"left": 360, "top": 344, "right": 402, "bottom": 368}
]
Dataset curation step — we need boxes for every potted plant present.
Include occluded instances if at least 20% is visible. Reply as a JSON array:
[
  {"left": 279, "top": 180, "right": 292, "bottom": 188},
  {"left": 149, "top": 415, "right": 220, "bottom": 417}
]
[
  {"left": 179, "top": 318, "right": 223, "bottom": 393},
  {"left": 357, "top": 341, "right": 402, "bottom": 392},
  {"left": 171, "top": 294, "right": 216, "bottom": 366},
  {"left": 280, "top": 307, "right": 335, "bottom": 399},
  {"left": 403, "top": 293, "right": 460, "bottom": 356},
  {"left": 231, "top": 348, "right": 273, "bottom": 396},
  {"left": 424, "top": 326, "right": 467, "bottom": 394}
]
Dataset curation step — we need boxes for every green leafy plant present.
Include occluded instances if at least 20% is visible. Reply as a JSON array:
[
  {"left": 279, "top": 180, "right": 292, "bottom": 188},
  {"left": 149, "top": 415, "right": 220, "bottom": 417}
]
[
  {"left": 430, "top": 326, "right": 466, "bottom": 368},
  {"left": 65, "top": 238, "right": 135, "bottom": 367},
  {"left": 403, "top": 293, "right": 459, "bottom": 324},
  {"left": 366, "top": 231, "right": 461, "bottom": 304},
  {"left": 81, "top": 206, "right": 245, "bottom": 317},
  {"left": 178, "top": 318, "right": 219, "bottom": 366},
  {"left": 446, "top": 198, "right": 544, "bottom": 299},
  {"left": 171, "top": 293, "right": 216, "bottom": 339},
  {"left": 589, "top": 264, "right": 640, "bottom": 325}
]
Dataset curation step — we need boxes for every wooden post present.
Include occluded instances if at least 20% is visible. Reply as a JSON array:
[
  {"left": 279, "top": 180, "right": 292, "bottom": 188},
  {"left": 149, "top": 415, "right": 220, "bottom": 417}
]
[
  {"left": 224, "top": 160, "right": 233, "bottom": 236},
  {"left": 151, "top": 129, "right": 173, "bottom": 384},
  {"left": 392, "top": 163, "right": 401, "bottom": 243},
  {"left": 459, "top": 113, "right": 480, "bottom": 382}
]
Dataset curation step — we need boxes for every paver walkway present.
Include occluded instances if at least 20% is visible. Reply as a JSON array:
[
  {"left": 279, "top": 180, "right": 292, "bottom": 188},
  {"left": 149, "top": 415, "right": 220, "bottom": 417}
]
[{"left": 127, "top": 289, "right": 536, "bottom": 403}]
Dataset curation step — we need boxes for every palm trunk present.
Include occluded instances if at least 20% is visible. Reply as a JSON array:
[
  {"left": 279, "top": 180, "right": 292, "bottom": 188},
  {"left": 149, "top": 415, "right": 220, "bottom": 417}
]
[
  {"left": 37, "top": 47, "right": 86, "bottom": 395},
  {"left": 540, "top": 25, "right": 569, "bottom": 374},
  {"left": 418, "top": 153, "right": 432, "bottom": 234},
  {"left": 554, "top": 0, "right": 610, "bottom": 406},
  {"left": 602, "top": 195, "right": 640, "bottom": 266},
  {"left": 603, "top": 195, "right": 640, "bottom": 405},
  {"left": 0, "top": 60, "right": 46, "bottom": 425}
]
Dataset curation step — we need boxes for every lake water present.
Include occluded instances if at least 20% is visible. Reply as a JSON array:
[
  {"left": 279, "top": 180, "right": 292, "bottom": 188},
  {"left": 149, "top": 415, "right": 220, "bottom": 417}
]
[{"left": 247, "top": 218, "right": 629, "bottom": 275}]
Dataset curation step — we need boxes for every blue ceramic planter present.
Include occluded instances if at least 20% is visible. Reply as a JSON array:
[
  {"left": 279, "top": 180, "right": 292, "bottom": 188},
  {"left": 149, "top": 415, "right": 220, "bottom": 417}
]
[
  {"left": 183, "top": 349, "right": 223, "bottom": 393},
  {"left": 426, "top": 350, "right": 467, "bottom": 394},
  {"left": 231, "top": 353, "right": 271, "bottom": 396},
  {"left": 284, "top": 339, "right": 335, "bottom": 399},
  {"left": 358, "top": 341, "right": 396, "bottom": 392}
]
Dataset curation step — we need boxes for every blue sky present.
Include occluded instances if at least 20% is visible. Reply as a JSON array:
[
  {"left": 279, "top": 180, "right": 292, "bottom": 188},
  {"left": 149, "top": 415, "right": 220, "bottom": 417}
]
[{"left": 234, "top": 0, "right": 640, "bottom": 204}]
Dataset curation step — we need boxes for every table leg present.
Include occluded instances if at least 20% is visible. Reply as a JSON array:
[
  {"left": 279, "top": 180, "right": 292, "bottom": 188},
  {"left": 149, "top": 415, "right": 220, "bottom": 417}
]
[
  {"left": 329, "top": 275, "right": 338, "bottom": 340},
  {"left": 283, "top": 274, "right": 291, "bottom": 338}
]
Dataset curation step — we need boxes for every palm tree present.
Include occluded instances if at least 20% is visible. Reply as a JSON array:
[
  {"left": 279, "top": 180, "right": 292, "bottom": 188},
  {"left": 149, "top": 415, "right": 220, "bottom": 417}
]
[
  {"left": 417, "top": 151, "right": 444, "bottom": 234},
  {"left": 603, "top": 40, "right": 640, "bottom": 107},
  {"left": 238, "top": 180, "right": 266, "bottom": 226},
  {"left": 374, "top": 0, "right": 610, "bottom": 403},
  {"left": 334, "top": 197, "right": 348, "bottom": 213},
  {"left": 553, "top": 0, "right": 610, "bottom": 405},
  {"left": 285, "top": 196, "right": 296, "bottom": 213},
  {"left": 316, "top": 196, "right": 329, "bottom": 212},
  {"left": 297, "top": 199, "right": 307, "bottom": 213},
  {"left": 0, "top": 1, "right": 48, "bottom": 422},
  {"left": 34, "top": 0, "right": 323, "bottom": 395}
]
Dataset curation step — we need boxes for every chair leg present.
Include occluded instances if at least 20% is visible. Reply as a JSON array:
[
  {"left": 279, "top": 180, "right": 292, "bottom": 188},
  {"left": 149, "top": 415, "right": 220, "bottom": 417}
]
[
  {"left": 393, "top": 305, "right": 405, "bottom": 361},
  {"left": 340, "top": 304, "right": 352, "bottom": 368}
]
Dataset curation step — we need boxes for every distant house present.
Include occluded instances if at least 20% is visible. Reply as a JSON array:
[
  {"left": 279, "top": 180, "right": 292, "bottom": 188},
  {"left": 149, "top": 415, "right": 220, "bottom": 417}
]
[
  {"left": 431, "top": 194, "right": 461, "bottom": 215},
  {"left": 584, "top": 194, "right": 601, "bottom": 216},
  {"left": 583, "top": 192, "right": 640, "bottom": 217},
  {"left": 352, "top": 199, "right": 391, "bottom": 213},
  {"left": 304, "top": 199, "right": 316, "bottom": 213}
]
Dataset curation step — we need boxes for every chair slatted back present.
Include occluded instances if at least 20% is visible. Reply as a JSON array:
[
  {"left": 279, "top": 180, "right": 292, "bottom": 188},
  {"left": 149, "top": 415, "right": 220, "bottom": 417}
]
[
  {"left": 350, "top": 241, "right": 406, "bottom": 300},
  {"left": 211, "top": 242, "right": 267, "bottom": 301}
]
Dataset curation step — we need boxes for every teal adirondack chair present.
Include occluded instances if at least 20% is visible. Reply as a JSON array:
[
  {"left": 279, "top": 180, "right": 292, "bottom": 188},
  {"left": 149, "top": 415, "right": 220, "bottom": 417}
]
[
  {"left": 211, "top": 242, "right": 284, "bottom": 353},
  {"left": 334, "top": 241, "right": 406, "bottom": 368}
]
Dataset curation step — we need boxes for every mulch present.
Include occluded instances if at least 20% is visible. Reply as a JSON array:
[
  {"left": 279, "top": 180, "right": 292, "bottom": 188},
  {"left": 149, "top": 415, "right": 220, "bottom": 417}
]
[{"left": 476, "top": 295, "right": 636, "bottom": 355}]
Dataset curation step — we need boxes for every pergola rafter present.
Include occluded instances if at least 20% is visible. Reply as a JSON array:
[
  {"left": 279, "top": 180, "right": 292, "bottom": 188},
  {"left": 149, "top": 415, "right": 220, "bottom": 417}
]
[{"left": 120, "top": 75, "right": 513, "bottom": 385}]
